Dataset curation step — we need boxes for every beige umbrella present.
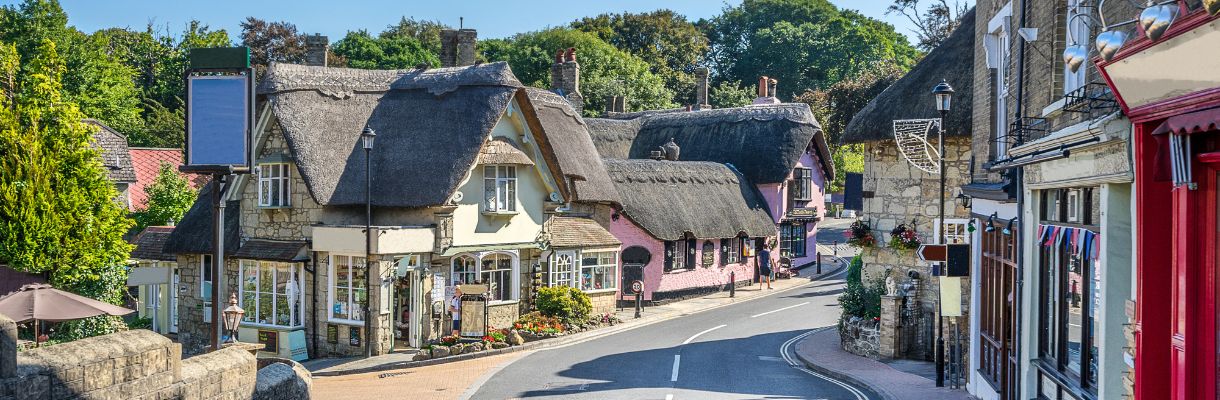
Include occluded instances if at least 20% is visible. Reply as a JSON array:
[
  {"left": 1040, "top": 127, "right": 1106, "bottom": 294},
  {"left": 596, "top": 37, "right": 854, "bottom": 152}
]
[{"left": 0, "top": 283, "right": 133, "bottom": 323}]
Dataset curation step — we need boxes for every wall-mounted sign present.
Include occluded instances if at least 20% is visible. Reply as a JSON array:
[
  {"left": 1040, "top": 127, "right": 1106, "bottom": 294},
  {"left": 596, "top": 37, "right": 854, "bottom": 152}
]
[
  {"left": 349, "top": 327, "right": 361, "bottom": 347},
  {"left": 257, "top": 330, "right": 279, "bottom": 352},
  {"left": 326, "top": 324, "right": 338, "bottom": 344}
]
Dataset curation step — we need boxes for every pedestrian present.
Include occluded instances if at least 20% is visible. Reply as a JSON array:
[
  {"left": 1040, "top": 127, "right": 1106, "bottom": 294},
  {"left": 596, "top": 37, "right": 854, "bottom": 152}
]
[
  {"left": 449, "top": 286, "right": 463, "bottom": 336},
  {"left": 759, "top": 244, "right": 774, "bottom": 289}
]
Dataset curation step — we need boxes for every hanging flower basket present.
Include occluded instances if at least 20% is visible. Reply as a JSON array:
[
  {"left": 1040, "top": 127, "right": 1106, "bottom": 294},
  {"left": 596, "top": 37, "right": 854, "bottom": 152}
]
[
  {"left": 846, "top": 220, "right": 876, "bottom": 248},
  {"left": 888, "top": 224, "right": 922, "bottom": 251}
]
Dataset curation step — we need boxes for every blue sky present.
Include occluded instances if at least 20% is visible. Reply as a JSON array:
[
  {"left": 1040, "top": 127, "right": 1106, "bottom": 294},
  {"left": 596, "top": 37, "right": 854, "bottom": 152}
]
[{"left": 13, "top": 1, "right": 933, "bottom": 45}]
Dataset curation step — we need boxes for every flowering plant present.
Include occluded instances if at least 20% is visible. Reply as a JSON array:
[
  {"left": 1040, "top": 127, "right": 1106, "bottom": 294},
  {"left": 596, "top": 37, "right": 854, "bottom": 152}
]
[
  {"left": 846, "top": 220, "right": 876, "bottom": 248},
  {"left": 888, "top": 224, "right": 921, "bottom": 250},
  {"left": 514, "top": 312, "right": 566, "bottom": 335},
  {"left": 439, "top": 335, "right": 460, "bottom": 346}
]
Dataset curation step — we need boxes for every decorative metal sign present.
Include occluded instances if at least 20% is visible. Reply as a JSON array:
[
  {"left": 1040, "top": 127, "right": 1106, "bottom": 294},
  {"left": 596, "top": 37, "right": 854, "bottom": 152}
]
[{"left": 893, "top": 119, "right": 942, "bottom": 174}]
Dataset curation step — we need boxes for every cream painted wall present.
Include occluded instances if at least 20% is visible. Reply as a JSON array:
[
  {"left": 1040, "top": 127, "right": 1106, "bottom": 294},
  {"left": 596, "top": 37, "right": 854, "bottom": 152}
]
[{"left": 450, "top": 100, "right": 556, "bottom": 247}]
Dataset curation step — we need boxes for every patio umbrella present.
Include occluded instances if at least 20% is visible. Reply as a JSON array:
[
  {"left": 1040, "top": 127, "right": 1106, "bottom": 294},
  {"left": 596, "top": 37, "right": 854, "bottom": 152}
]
[{"left": 0, "top": 283, "right": 133, "bottom": 323}]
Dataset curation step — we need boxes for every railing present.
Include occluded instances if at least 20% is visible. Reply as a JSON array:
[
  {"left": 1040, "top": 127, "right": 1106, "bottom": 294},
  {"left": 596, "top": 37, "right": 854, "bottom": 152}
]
[
  {"left": 1063, "top": 82, "right": 1118, "bottom": 114},
  {"left": 1007, "top": 117, "right": 1050, "bottom": 146}
]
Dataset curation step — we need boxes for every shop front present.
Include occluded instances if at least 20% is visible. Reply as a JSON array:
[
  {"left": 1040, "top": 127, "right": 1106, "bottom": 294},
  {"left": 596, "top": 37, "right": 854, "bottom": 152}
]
[{"left": 1096, "top": 6, "right": 1220, "bottom": 399}]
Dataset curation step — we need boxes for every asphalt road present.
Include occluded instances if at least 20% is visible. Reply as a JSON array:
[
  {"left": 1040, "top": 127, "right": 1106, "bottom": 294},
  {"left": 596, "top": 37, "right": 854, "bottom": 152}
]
[{"left": 466, "top": 268, "right": 879, "bottom": 400}]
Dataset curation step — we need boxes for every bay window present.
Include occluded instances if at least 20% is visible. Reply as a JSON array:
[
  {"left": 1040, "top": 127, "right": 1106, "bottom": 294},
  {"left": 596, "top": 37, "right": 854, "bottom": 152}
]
[
  {"left": 239, "top": 260, "right": 303, "bottom": 328},
  {"left": 452, "top": 255, "right": 478, "bottom": 286},
  {"left": 329, "top": 254, "right": 367, "bottom": 323},
  {"left": 258, "top": 163, "right": 291, "bottom": 208},
  {"left": 580, "top": 251, "right": 617, "bottom": 291},
  {"left": 483, "top": 165, "right": 517, "bottom": 213}
]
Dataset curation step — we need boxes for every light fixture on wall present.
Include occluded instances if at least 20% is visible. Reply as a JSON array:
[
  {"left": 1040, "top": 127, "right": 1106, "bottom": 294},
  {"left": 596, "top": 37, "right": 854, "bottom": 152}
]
[
  {"left": 955, "top": 192, "right": 972, "bottom": 208},
  {"left": 1077, "top": 0, "right": 1180, "bottom": 68},
  {"left": 1003, "top": 217, "right": 1017, "bottom": 235},
  {"left": 984, "top": 212, "right": 997, "bottom": 232}
]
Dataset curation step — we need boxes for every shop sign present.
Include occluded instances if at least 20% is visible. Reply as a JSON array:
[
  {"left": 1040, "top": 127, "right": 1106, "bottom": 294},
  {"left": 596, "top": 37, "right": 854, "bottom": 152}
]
[
  {"left": 257, "top": 330, "right": 278, "bottom": 352},
  {"left": 349, "top": 327, "right": 361, "bottom": 347}
]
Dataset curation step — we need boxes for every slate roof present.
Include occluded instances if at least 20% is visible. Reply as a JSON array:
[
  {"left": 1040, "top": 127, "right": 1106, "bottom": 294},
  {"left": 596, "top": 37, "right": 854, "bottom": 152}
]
[
  {"left": 548, "top": 216, "right": 621, "bottom": 249},
  {"left": 129, "top": 226, "right": 177, "bottom": 261},
  {"left": 260, "top": 62, "right": 526, "bottom": 208},
  {"left": 163, "top": 182, "right": 241, "bottom": 255},
  {"left": 232, "top": 239, "right": 309, "bottom": 262},
  {"left": 842, "top": 8, "right": 976, "bottom": 144},
  {"left": 84, "top": 119, "right": 136, "bottom": 184},
  {"left": 128, "top": 148, "right": 208, "bottom": 210},
  {"left": 604, "top": 159, "right": 776, "bottom": 241},
  {"left": 519, "top": 88, "right": 621, "bottom": 204},
  {"left": 586, "top": 103, "right": 834, "bottom": 183}
]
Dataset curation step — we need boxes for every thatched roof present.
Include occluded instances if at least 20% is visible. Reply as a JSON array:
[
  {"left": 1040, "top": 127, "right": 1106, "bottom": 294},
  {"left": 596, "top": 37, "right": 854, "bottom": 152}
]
[
  {"left": 478, "top": 138, "right": 534, "bottom": 165},
  {"left": 519, "top": 88, "right": 621, "bottom": 204},
  {"left": 260, "top": 62, "right": 524, "bottom": 207},
  {"left": 163, "top": 182, "right": 241, "bottom": 255},
  {"left": 604, "top": 159, "right": 775, "bottom": 241},
  {"left": 548, "top": 216, "right": 620, "bottom": 248},
  {"left": 129, "top": 226, "right": 176, "bottom": 261},
  {"left": 84, "top": 119, "right": 136, "bottom": 184},
  {"left": 842, "top": 8, "right": 976, "bottom": 144},
  {"left": 586, "top": 103, "right": 833, "bottom": 183}
]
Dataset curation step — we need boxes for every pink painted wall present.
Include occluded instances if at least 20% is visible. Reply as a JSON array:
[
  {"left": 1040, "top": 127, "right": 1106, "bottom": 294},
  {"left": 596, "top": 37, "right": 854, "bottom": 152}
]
[
  {"left": 757, "top": 150, "right": 829, "bottom": 267},
  {"left": 607, "top": 214, "right": 757, "bottom": 301}
]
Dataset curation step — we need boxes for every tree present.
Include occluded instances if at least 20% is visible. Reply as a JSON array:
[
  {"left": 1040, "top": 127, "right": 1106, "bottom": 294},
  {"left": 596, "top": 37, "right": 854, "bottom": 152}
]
[
  {"left": 709, "top": 80, "right": 754, "bottom": 108},
  {"left": 0, "top": 40, "right": 133, "bottom": 339},
  {"left": 571, "top": 10, "right": 708, "bottom": 104},
  {"left": 380, "top": 17, "right": 448, "bottom": 55},
  {"left": 241, "top": 17, "right": 304, "bottom": 75},
  {"left": 331, "top": 30, "right": 439, "bottom": 70},
  {"left": 132, "top": 163, "right": 196, "bottom": 230},
  {"left": 481, "top": 27, "right": 675, "bottom": 116},
  {"left": 886, "top": 0, "right": 971, "bottom": 51},
  {"left": 703, "top": 0, "right": 918, "bottom": 99}
]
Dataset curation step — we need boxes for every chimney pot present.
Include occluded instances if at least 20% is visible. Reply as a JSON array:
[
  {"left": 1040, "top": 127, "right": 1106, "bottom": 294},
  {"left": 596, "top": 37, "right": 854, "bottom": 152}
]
[
  {"left": 768, "top": 78, "right": 778, "bottom": 99},
  {"left": 565, "top": 47, "right": 576, "bottom": 63},
  {"left": 551, "top": 48, "right": 583, "bottom": 111},
  {"left": 555, "top": 49, "right": 565, "bottom": 64},
  {"left": 758, "top": 76, "right": 769, "bottom": 98}
]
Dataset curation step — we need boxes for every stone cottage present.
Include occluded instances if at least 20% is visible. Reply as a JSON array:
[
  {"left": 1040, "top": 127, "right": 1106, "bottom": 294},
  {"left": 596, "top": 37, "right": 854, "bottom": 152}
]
[{"left": 840, "top": 8, "right": 976, "bottom": 365}]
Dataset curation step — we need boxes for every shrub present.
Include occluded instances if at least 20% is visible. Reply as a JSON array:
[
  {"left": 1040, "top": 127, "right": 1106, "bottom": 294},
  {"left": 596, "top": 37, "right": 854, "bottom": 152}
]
[
  {"left": 846, "top": 255, "right": 863, "bottom": 289},
  {"left": 536, "top": 286, "right": 592, "bottom": 324},
  {"left": 838, "top": 277, "right": 886, "bottom": 320}
]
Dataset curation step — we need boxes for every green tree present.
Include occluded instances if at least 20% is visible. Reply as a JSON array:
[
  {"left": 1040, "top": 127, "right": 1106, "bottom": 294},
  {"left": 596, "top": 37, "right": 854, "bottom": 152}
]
[
  {"left": 331, "top": 29, "right": 439, "bottom": 70},
  {"left": 241, "top": 17, "right": 307, "bottom": 75},
  {"left": 0, "top": 40, "right": 133, "bottom": 339},
  {"left": 380, "top": 17, "right": 448, "bottom": 55},
  {"left": 482, "top": 27, "right": 674, "bottom": 116},
  {"left": 703, "top": 0, "right": 919, "bottom": 99},
  {"left": 132, "top": 163, "right": 196, "bottom": 230},
  {"left": 709, "top": 80, "right": 754, "bottom": 108},
  {"left": 571, "top": 10, "right": 708, "bottom": 104}
]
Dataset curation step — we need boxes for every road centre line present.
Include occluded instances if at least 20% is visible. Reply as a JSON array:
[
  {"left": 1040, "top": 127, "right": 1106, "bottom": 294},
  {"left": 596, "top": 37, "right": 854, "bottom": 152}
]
[
  {"left": 665, "top": 394, "right": 674, "bottom": 400},
  {"left": 671, "top": 355, "right": 681, "bottom": 381},
  {"left": 682, "top": 324, "right": 727, "bottom": 345},
  {"left": 750, "top": 302, "right": 810, "bottom": 318}
]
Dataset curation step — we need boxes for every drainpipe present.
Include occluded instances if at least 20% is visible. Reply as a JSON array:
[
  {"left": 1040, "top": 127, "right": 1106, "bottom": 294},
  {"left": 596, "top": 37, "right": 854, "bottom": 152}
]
[
  {"left": 311, "top": 251, "right": 319, "bottom": 359},
  {"left": 1011, "top": 1, "right": 1030, "bottom": 399}
]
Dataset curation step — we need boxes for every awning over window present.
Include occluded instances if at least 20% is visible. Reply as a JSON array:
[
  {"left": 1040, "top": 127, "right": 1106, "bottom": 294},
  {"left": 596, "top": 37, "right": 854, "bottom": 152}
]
[
  {"left": 1151, "top": 106, "right": 1220, "bottom": 136},
  {"left": 233, "top": 239, "right": 309, "bottom": 262},
  {"left": 1150, "top": 107, "right": 1220, "bottom": 183}
]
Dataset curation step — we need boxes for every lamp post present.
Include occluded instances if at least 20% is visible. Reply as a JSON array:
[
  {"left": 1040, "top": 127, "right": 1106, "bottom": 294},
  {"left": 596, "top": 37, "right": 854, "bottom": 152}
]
[
  {"left": 931, "top": 79, "right": 954, "bottom": 388},
  {"left": 221, "top": 293, "right": 245, "bottom": 344},
  {"left": 362, "top": 126, "right": 376, "bottom": 358}
]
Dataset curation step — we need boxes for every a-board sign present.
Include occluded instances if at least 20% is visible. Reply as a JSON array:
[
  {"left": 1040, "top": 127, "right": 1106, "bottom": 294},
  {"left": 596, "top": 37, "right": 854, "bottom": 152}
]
[{"left": 459, "top": 295, "right": 487, "bottom": 338}]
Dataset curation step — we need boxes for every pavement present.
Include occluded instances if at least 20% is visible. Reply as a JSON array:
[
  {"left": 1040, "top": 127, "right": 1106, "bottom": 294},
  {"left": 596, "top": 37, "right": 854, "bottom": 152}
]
[{"left": 793, "top": 328, "right": 977, "bottom": 400}]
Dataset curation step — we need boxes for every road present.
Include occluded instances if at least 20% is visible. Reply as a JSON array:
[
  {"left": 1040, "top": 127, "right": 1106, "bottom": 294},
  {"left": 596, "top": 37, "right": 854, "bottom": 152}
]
[{"left": 465, "top": 267, "right": 877, "bottom": 400}]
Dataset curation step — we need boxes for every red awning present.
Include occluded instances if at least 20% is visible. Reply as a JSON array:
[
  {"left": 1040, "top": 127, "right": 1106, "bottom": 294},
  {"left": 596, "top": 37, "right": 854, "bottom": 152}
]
[{"left": 1152, "top": 106, "right": 1220, "bottom": 135}]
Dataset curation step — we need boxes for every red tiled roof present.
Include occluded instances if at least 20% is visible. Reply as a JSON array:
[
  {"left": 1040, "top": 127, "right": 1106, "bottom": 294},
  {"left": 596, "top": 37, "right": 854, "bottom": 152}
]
[{"left": 128, "top": 148, "right": 208, "bottom": 210}]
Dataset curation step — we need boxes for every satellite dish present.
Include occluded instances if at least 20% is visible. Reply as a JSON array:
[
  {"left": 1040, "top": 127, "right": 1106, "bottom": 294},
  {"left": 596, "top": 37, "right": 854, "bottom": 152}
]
[
  {"left": 549, "top": 192, "right": 562, "bottom": 202},
  {"left": 893, "top": 119, "right": 942, "bottom": 174}
]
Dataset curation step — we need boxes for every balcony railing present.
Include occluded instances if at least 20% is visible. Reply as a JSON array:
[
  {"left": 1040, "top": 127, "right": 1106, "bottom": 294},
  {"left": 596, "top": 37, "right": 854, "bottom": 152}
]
[{"left": 1064, "top": 82, "right": 1118, "bottom": 114}]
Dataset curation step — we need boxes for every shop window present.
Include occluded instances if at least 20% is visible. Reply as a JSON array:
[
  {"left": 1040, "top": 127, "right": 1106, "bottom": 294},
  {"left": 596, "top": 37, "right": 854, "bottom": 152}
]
[
  {"left": 481, "top": 253, "right": 514, "bottom": 301},
  {"left": 580, "top": 251, "right": 617, "bottom": 291},
  {"left": 780, "top": 223, "right": 807, "bottom": 258},
  {"left": 329, "top": 254, "right": 367, "bottom": 324},
  {"left": 550, "top": 251, "right": 576, "bottom": 287},
  {"left": 239, "top": 260, "right": 303, "bottom": 328},
  {"left": 483, "top": 165, "right": 517, "bottom": 213},
  {"left": 451, "top": 255, "right": 478, "bottom": 286},
  {"left": 1037, "top": 188, "right": 1100, "bottom": 394},
  {"left": 257, "top": 163, "right": 291, "bottom": 208}
]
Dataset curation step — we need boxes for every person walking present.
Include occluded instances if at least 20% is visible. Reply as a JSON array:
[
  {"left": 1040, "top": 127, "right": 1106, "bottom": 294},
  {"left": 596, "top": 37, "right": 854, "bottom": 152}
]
[
  {"left": 759, "top": 244, "right": 774, "bottom": 289},
  {"left": 449, "top": 287, "right": 463, "bottom": 336}
]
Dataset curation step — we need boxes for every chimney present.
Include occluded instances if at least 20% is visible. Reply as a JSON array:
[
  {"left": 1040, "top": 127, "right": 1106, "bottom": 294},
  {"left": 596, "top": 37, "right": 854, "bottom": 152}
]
[
  {"left": 768, "top": 78, "right": 778, "bottom": 99},
  {"left": 551, "top": 48, "right": 584, "bottom": 112},
  {"left": 753, "top": 76, "right": 781, "bottom": 105},
  {"left": 604, "top": 95, "right": 626, "bottom": 114},
  {"left": 757, "top": 76, "right": 769, "bottom": 98},
  {"left": 662, "top": 138, "right": 680, "bottom": 161},
  {"left": 304, "top": 34, "right": 329, "bottom": 67},
  {"left": 440, "top": 28, "right": 478, "bottom": 67},
  {"left": 694, "top": 67, "right": 710, "bottom": 110}
]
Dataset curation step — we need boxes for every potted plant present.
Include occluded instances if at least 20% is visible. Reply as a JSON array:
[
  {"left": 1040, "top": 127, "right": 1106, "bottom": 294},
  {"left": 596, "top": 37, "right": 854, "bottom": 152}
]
[
  {"left": 846, "top": 219, "right": 876, "bottom": 248},
  {"left": 888, "top": 223, "right": 921, "bottom": 251}
]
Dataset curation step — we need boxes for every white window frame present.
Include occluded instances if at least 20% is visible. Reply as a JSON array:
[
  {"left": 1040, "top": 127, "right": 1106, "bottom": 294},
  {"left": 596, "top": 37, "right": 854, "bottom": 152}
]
[
  {"left": 480, "top": 252, "right": 516, "bottom": 302},
  {"left": 935, "top": 218, "right": 972, "bottom": 245},
  {"left": 1064, "top": 0, "right": 1090, "bottom": 94},
  {"left": 483, "top": 165, "right": 517, "bottom": 213},
  {"left": 727, "top": 238, "right": 742, "bottom": 264},
  {"left": 239, "top": 260, "right": 305, "bottom": 329},
  {"left": 550, "top": 251, "right": 577, "bottom": 288},
  {"left": 451, "top": 255, "right": 479, "bottom": 286},
  {"left": 1067, "top": 189, "right": 1082, "bottom": 223},
  {"left": 257, "top": 163, "right": 291, "bottom": 208},
  {"left": 579, "top": 250, "right": 619, "bottom": 291},
  {"left": 200, "top": 254, "right": 213, "bottom": 321},
  {"left": 328, "top": 254, "right": 367, "bottom": 325},
  {"left": 454, "top": 251, "right": 520, "bottom": 304},
  {"left": 986, "top": 3, "right": 1013, "bottom": 158},
  {"left": 673, "top": 240, "right": 687, "bottom": 269}
]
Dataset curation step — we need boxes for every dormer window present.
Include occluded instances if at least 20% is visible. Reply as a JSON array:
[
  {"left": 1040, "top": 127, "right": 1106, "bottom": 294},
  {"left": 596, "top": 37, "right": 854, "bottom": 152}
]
[
  {"left": 258, "top": 163, "right": 291, "bottom": 208},
  {"left": 792, "top": 168, "right": 813, "bottom": 201},
  {"left": 483, "top": 165, "right": 517, "bottom": 214}
]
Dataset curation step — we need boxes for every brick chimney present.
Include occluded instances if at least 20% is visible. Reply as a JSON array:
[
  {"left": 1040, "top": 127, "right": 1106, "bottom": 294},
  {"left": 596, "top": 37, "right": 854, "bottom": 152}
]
[
  {"left": 440, "top": 28, "right": 478, "bottom": 67},
  {"left": 304, "top": 34, "right": 329, "bottom": 67},
  {"left": 753, "top": 76, "right": 780, "bottom": 105},
  {"left": 694, "top": 67, "right": 710, "bottom": 110},
  {"left": 551, "top": 48, "right": 583, "bottom": 112}
]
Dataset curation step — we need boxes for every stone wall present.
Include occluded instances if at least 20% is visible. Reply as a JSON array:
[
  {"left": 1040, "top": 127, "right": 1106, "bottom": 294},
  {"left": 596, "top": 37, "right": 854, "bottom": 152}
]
[
  {"left": 840, "top": 317, "right": 880, "bottom": 359},
  {"left": 588, "top": 291, "right": 617, "bottom": 316},
  {"left": 241, "top": 121, "right": 323, "bottom": 242}
]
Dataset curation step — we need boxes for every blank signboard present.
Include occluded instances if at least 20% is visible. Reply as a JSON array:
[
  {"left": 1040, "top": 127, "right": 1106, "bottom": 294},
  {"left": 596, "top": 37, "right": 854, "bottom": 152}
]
[{"left": 187, "top": 75, "right": 249, "bottom": 168}]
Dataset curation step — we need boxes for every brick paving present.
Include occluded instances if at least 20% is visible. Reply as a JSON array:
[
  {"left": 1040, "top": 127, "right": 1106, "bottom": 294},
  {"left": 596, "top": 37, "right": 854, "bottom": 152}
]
[
  {"left": 793, "top": 328, "right": 977, "bottom": 400},
  {"left": 311, "top": 351, "right": 524, "bottom": 400}
]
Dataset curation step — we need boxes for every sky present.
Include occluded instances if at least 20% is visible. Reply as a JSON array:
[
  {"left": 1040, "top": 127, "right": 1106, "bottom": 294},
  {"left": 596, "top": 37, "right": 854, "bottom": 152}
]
[{"left": 6, "top": 0, "right": 934, "bottom": 45}]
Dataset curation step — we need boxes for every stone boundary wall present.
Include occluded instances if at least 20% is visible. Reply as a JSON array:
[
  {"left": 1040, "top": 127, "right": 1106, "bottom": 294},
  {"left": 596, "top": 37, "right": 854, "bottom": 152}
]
[{"left": 839, "top": 316, "right": 880, "bottom": 359}]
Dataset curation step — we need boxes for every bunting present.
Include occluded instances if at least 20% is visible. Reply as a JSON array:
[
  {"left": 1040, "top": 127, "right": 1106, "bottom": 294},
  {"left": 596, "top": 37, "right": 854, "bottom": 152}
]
[{"left": 1038, "top": 224, "right": 1100, "bottom": 261}]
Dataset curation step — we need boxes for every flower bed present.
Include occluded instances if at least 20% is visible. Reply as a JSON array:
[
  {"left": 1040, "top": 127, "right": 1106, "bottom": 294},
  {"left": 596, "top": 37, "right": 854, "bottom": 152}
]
[{"left": 412, "top": 312, "right": 624, "bottom": 362}]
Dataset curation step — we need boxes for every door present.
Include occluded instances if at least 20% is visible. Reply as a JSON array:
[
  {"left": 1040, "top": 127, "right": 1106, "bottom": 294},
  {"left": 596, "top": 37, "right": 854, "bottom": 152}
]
[{"left": 409, "top": 270, "right": 421, "bottom": 348}]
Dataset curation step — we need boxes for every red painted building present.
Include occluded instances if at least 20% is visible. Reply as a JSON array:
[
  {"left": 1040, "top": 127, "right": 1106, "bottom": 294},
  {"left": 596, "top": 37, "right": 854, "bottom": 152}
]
[{"left": 1096, "top": 4, "right": 1220, "bottom": 399}]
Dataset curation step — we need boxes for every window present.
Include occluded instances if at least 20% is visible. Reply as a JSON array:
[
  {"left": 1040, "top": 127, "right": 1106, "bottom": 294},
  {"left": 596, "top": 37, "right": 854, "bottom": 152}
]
[
  {"left": 727, "top": 238, "right": 742, "bottom": 264},
  {"left": 1064, "top": 0, "right": 1090, "bottom": 94},
  {"left": 792, "top": 168, "right": 813, "bottom": 201},
  {"left": 985, "top": 5, "right": 1013, "bottom": 159},
  {"left": 329, "top": 255, "right": 367, "bottom": 323},
  {"left": 780, "top": 223, "right": 807, "bottom": 258},
  {"left": 700, "top": 241, "right": 715, "bottom": 268},
  {"left": 978, "top": 224, "right": 1018, "bottom": 395},
  {"left": 670, "top": 240, "right": 687, "bottom": 272},
  {"left": 1037, "top": 188, "right": 1099, "bottom": 392},
  {"left": 580, "top": 251, "right": 617, "bottom": 291},
  {"left": 481, "top": 253, "right": 513, "bottom": 301},
  {"left": 239, "top": 260, "right": 303, "bottom": 328},
  {"left": 937, "top": 219, "right": 971, "bottom": 245},
  {"left": 550, "top": 252, "right": 576, "bottom": 287},
  {"left": 258, "top": 163, "right": 291, "bottom": 207},
  {"left": 483, "top": 165, "right": 517, "bottom": 213},
  {"left": 452, "top": 255, "right": 478, "bottom": 286},
  {"left": 201, "top": 254, "right": 213, "bottom": 320}
]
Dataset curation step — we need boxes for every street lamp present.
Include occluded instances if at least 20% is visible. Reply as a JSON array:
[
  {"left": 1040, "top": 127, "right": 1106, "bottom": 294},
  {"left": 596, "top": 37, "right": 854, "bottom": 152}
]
[
  {"left": 221, "top": 293, "right": 245, "bottom": 344},
  {"left": 931, "top": 79, "right": 954, "bottom": 388},
  {"left": 362, "top": 126, "right": 376, "bottom": 358}
]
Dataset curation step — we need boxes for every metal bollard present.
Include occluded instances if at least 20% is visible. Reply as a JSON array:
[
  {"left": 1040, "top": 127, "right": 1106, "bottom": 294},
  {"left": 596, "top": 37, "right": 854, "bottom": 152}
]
[
  {"left": 634, "top": 291, "right": 642, "bottom": 319},
  {"left": 816, "top": 252, "right": 822, "bottom": 274},
  {"left": 833, "top": 240, "right": 838, "bottom": 257},
  {"left": 730, "top": 271, "right": 736, "bottom": 298}
]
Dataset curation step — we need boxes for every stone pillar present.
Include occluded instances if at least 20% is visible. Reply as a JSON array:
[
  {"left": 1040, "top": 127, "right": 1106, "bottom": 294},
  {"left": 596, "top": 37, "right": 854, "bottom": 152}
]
[
  {"left": 369, "top": 256, "right": 395, "bottom": 356},
  {"left": 440, "top": 29, "right": 478, "bottom": 67},
  {"left": 304, "top": 34, "right": 329, "bottom": 67},
  {"left": 694, "top": 67, "right": 710, "bottom": 110},
  {"left": 879, "top": 295, "right": 902, "bottom": 358},
  {"left": 0, "top": 314, "right": 14, "bottom": 378}
]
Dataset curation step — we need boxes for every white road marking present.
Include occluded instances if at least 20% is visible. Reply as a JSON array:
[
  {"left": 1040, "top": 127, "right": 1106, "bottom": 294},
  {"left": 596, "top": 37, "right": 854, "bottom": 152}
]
[
  {"left": 750, "top": 302, "right": 810, "bottom": 318},
  {"left": 682, "top": 324, "right": 727, "bottom": 345},
  {"left": 671, "top": 355, "right": 681, "bottom": 381},
  {"left": 665, "top": 394, "right": 674, "bottom": 400},
  {"left": 780, "top": 328, "right": 869, "bottom": 400}
]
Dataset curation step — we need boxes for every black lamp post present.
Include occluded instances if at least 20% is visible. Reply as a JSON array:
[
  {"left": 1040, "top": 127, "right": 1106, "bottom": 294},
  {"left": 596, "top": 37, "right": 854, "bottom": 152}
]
[
  {"left": 362, "top": 126, "right": 376, "bottom": 358},
  {"left": 931, "top": 79, "right": 954, "bottom": 388}
]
